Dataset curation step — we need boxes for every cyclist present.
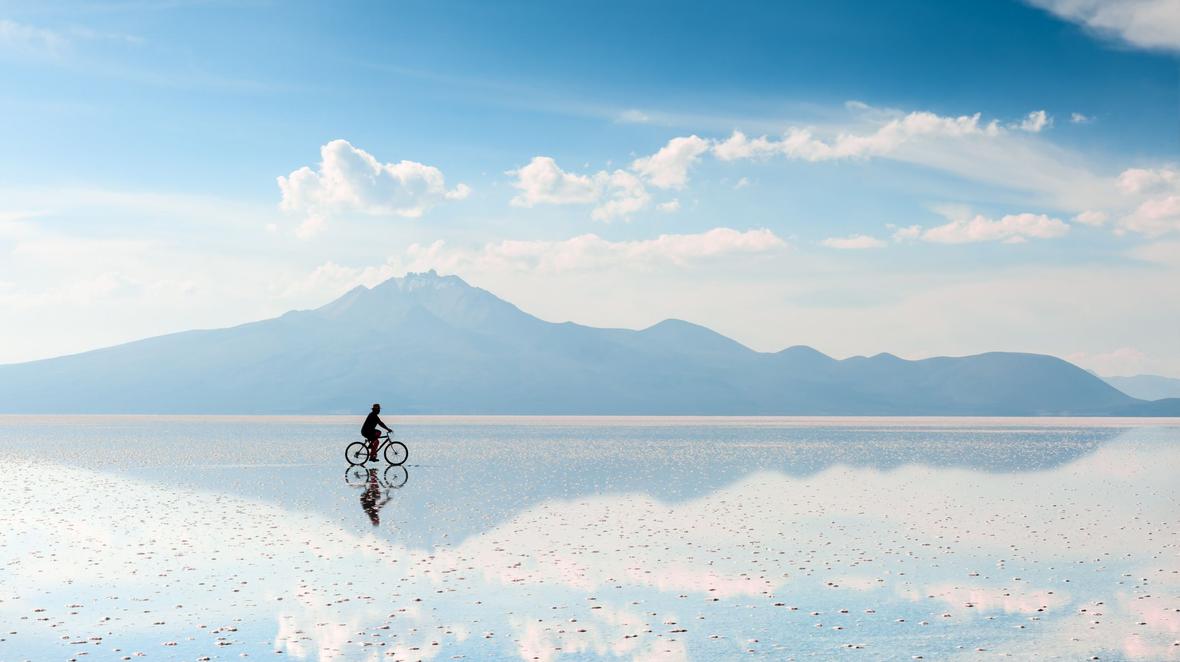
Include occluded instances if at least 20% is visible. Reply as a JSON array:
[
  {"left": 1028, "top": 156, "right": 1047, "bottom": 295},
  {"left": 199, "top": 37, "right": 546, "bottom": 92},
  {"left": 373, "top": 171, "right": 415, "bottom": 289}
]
[
  {"left": 361, "top": 403, "right": 393, "bottom": 462},
  {"left": 360, "top": 468, "right": 391, "bottom": 526}
]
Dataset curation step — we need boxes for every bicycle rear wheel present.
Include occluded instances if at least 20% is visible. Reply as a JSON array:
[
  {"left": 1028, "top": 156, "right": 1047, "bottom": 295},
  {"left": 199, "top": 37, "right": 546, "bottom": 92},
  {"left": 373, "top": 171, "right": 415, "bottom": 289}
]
[
  {"left": 345, "top": 441, "right": 370, "bottom": 466},
  {"left": 384, "top": 440, "right": 408, "bottom": 466},
  {"left": 345, "top": 465, "right": 368, "bottom": 485}
]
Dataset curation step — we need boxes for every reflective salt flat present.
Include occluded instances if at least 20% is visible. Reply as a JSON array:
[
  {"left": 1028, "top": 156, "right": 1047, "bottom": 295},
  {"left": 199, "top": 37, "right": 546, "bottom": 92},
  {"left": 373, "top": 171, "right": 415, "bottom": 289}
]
[{"left": 0, "top": 416, "right": 1178, "bottom": 660}]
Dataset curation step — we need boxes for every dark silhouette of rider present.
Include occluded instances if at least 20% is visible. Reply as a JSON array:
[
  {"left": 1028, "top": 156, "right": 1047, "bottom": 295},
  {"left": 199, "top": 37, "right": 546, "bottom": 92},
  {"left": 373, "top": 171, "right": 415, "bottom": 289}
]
[
  {"left": 359, "top": 468, "right": 391, "bottom": 526},
  {"left": 361, "top": 403, "right": 392, "bottom": 462}
]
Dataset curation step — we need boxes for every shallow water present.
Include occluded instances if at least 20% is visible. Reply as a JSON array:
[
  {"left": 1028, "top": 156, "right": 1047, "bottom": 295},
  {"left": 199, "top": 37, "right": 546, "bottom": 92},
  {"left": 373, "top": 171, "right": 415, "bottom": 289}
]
[{"left": 1, "top": 416, "right": 1178, "bottom": 661}]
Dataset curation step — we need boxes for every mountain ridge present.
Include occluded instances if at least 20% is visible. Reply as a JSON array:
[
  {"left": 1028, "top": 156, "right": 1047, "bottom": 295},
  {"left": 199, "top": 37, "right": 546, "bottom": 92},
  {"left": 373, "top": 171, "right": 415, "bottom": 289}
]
[{"left": 1, "top": 270, "right": 1177, "bottom": 416}]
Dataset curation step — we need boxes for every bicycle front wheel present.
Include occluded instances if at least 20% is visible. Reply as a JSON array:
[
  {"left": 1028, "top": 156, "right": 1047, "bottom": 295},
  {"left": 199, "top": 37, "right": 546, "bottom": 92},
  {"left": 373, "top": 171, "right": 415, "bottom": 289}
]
[
  {"left": 384, "top": 440, "right": 408, "bottom": 466},
  {"left": 384, "top": 464, "right": 408, "bottom": 488},
  {"left": 345, "top": 441, "right": 370, "bottom": 466}
]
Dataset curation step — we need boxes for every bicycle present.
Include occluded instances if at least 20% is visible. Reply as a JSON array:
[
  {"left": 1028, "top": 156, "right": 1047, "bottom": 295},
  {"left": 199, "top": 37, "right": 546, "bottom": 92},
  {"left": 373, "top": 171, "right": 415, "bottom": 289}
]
[
  {"left": 345, "top": 432, "right": 408, "bottom": 466},
  {"left": 345, "top": 464, "right": 409, "bottom": 489}
]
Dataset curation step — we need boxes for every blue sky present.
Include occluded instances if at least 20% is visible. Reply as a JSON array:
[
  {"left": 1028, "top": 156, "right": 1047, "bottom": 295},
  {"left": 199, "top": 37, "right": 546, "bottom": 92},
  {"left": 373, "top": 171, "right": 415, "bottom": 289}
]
[{"left": 1, "top": 0, "right": 1179, "bottom": 376}]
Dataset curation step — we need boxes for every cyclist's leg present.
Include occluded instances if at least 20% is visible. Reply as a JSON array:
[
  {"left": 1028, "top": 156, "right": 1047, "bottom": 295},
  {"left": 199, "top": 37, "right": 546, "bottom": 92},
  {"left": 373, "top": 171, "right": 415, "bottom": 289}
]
[{"left": 367, "top": 432, "right": 380, "bottom": 461}]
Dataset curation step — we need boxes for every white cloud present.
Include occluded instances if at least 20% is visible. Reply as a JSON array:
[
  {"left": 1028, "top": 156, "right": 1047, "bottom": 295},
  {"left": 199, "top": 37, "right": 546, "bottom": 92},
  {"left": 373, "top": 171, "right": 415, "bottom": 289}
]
[
  {"left": 1116, "top": 167, "right": 1178, "bottom": 194},
  {"left": 520, "top": 103, "right": 1115, "bottom": 223},
  {"left": 821, "top": 234, "right": 886, "bottom": 249},
  {"left": 1066, "top": 347, "right": 1148, "bottom": 376},
  {"left": 1114, "top": 167, "right": 1180, "bottom": 236},
  {"left": 890, "top": 224, "right": 923, "bottom": 242},
  {"left": 508, "top": 156, "right": 601, "bottom": 206},
  {"left": 591, "top": 170, "right": 650, "bottom": 222},
  {"left": 616, "top": 109, "right": 650, "bottom": 124},
  {"left": 1027, "top": 0, "right": 1180, "bottom": 51},
  {"left": 1072, "top": 209, "right": 1109, "bottom": 226},
  {"left": 712, "top": 105, "right": 1113, "bottom": 212},
  {"left": 0, "top": 19, "right": 67, "bottom": 55},
  {"left": 508, "top": 157, "right": 650, "bottom": 221},
  {"left": 656, "top": 199, "right": 681, "bottom": 213},
  {"left": 1016, "top": 110, "right": 1051, "bottom": 132},
  {"left": 714, "top": 110, "right": 1000, "bottom": 163},
  {"left": 921, "top": 212, "right": 1069, "bottom": 244},
  {"left": 630, "top": 135, "right": 711, "bottom": 189},
  {"left": 1120, "top": 194, "right": 1180, "bottom": 236},
  {"left": 277, "top": 139, "right": 469, "bottom": 236},
  {"left": 1070, "top": 112, "right": 1092, "bottom": 124},
  {"left": 399, "top": 228, "right": 787, "bottom": 274}
]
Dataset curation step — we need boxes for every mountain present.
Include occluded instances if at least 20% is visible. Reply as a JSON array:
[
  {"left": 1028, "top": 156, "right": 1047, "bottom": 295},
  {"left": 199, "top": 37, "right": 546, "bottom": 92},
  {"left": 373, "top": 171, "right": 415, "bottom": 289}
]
[
  {"left": 1, "top": 271, "right": 1177, "bottom": 415},
  {"left": 1104, "top": 374, "right": 1180, "bottom": 401}
]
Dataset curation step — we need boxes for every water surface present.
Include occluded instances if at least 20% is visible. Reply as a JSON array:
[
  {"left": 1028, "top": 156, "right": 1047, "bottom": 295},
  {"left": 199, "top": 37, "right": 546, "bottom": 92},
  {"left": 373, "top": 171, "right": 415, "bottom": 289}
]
[{"left": 1, "top": 416, "right": 1178, "bottom": 660}]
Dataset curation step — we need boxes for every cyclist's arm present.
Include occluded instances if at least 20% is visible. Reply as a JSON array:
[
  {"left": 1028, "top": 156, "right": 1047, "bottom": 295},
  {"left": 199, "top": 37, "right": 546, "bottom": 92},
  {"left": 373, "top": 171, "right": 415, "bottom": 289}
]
[{"left": 378, "top": 416, "right": 392, "bottom": 431}]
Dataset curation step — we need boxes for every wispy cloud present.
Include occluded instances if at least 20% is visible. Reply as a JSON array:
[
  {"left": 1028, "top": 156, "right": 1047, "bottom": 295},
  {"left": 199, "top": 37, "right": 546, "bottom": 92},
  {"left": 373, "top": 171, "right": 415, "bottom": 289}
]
[
  {"left": 715, "top": 105, "right": 1112, "bottom": 211},
  {"left": 0, "top": 18, "right": 68, "bottom": 55},
  {"left": 511, "top": 104, "right": 1097, "bottom": 222},
  {"left": 821, "top": 234, "right": 886, "bottom": 249},
  {"left": 401, "top": 227, "right": 787, "bottom": 274},
  {"left": 1066, "top": 347, "right": 1148, "bottom": 376},
  {"left": 1027, "top": 0, "right": 1180, "bottom": 51},
  {"left": 714, "top": 110, "right": 1001, "bottom": 162}
]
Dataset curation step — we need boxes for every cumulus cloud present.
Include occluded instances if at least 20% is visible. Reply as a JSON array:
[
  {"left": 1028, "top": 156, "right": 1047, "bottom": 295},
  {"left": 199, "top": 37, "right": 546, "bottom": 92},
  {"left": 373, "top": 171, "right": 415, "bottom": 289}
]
[
  {"left": 713, "top": 111, "right": 1001, "bottom": 163},
  {"left": 1070, "top": 112, "right": 1092, "bottom": 124},
  {"left": 277, "top": 139, "right": 469, "bottom": 236},
  {"left": 1116, "top": 167, "right": 1179, "bottom": 194},
  {"left": 1114, "top": 167, "right": 1180, "bottom": 236},
  {"left": 921, "top": 212, "right": 1069, "bottom": 244},
  {"left": 508, "top": 157, "right": 650, "bottom": 221},
  {"left": 1026, "top": 0, "right": 1180, "bottom": 51},
  {"left": 631, "top": 135, "right": 711, "bottom": 189},
  {"left": 400, "top": 227, "right": 787, "bottom": 274},
  {"left": 509, "top": 156, "right": 601, "bottom": 206},
  {"left": 1016, "top": 110, "right": 1052, "bottom": 132},
  {"left": 509, "top": 136, "right": 709, "bottom": 221},
  {"left": 656, "top": 199, "right": 681, "bottom": 213},
  {"left": 591, "top": 170, "right": 650, "bottom": 222},
  {"left": 821, "top": 234, "right": 887, "bottom": 249}
]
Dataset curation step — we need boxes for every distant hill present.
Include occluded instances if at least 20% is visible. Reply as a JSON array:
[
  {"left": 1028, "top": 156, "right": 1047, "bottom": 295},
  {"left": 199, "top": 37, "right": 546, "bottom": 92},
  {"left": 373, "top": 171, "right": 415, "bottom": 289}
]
[
  {"left": 1104, "top": 374, "right": 1180, "bottom": 401},
  {"left": 1, "top": 271, "right": 1177, "bottom": 415}
]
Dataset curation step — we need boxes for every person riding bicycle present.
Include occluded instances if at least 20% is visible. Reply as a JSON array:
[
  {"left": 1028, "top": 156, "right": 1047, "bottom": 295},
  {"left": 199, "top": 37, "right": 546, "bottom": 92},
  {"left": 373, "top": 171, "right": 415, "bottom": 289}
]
[{"left": 361, "top": 403, "right": 392, "bottom": 462}]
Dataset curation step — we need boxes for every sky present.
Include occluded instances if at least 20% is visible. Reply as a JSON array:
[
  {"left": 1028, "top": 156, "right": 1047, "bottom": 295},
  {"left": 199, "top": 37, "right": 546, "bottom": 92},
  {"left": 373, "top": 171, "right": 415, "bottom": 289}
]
[{"left": 1, "top": 0, "right": 1178, "bottom": 376}]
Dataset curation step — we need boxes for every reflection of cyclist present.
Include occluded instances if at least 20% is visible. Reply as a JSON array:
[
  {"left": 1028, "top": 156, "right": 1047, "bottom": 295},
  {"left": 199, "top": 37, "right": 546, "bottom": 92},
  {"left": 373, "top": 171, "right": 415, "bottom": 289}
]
[
  {"left": 361, "top": 403, "right": 392, "bottom": 462},
  {"left": 360, "top": 468, "right": 391, "bottom": 526}
]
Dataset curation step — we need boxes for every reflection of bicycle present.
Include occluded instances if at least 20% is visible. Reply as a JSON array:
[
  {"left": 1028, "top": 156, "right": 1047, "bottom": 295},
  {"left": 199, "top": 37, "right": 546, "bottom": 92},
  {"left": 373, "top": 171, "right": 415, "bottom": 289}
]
[
  {"left": 345, "top": 464, "right": 409, "bottom": 489},
  {"left": 345, "top": 433, "right": 408, "bottom": 466}
]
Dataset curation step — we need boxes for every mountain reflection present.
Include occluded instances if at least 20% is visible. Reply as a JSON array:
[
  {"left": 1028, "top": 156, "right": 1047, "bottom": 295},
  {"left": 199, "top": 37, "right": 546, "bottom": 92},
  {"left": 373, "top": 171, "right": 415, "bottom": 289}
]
[{"left": 0, "top": 417, "right": 1125, "bottom": 544}]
